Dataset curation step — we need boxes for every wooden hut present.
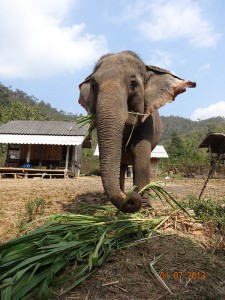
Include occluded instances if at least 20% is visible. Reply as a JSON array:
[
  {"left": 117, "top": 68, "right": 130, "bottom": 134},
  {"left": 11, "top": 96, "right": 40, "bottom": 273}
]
[
  {"left": 149, "top": 145, "right": 169, "bottom": 178},
  {"left": 0, "top": 120, "right": 90, "bottom": 179}
]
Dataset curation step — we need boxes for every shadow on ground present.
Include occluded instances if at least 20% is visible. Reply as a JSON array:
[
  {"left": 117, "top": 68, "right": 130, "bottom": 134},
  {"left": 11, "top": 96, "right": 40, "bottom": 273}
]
[{"left": 61, "top": 191, "right": 109, "bottom": 213}]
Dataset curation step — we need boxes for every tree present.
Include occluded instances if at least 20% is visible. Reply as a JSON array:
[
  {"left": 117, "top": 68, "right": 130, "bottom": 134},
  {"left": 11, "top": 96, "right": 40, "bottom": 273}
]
[
  {"left": 1, "top": 101, "right": 48, "bottom": 124},
  {"left": 0, "top": 83, "right": 12, "bottom": 107},
  {"left": 164, "top": 131, "right": 208, "bottom": 175},
  {"left": 167, "top": 132, "right": 185, "bottom": 159}
]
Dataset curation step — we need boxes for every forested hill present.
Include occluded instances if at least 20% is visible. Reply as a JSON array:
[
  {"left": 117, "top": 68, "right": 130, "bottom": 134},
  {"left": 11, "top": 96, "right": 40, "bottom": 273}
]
[
  {"left": 161, "top": 115, "right": 225, "bottom": 143},
  {"left": 0, "top": 82, "right": 225, "bottom": 141},
  {"left": 0, "top": 82, "right": 80, "bottom": 124}
]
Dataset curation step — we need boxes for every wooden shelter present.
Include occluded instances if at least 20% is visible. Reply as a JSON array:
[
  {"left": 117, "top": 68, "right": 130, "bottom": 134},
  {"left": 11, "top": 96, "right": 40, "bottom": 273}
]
[
  {"left": 198, "top": 133, "right": 225, "bottom": 164},
  {"left": 149, "top": 145, "right": 169, "bottom": 178},
  {"left": 0, "top": 120, "right": 90, "bottom": 179}
]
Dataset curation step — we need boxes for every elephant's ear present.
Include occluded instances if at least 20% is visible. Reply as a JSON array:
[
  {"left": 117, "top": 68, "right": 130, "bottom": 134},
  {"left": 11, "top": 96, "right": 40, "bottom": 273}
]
[
  {"left": 78, "top": 74, "right": 96, "bottom": 114},
  {"left": 144, "top": 65, "right": 196, "bottom": 114}
]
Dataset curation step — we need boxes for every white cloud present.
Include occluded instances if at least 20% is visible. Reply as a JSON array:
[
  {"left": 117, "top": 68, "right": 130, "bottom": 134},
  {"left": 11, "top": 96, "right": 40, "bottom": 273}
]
[
  {"left": 201, "top": 63, "right": 211, "bottom": 71},
  {"left": 190, "top": 101, "right": 225, "bottom": 120},
  {"left": 130, "top": 0, "right": 220, "bottom": 48},
  {"left": 0, "top": 0, "right": 108, "bottom": 78},
  {"left": 147, "top": 50, "right": 172, "bottom": 68},
  {"left": 195, "top": 63, "right": 211, "bottom": 79}
]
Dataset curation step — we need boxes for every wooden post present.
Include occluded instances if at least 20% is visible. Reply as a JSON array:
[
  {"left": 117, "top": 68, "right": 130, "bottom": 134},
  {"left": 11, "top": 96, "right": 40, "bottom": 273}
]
[
  {"left": 75, "top": 145, "right": 80, "bottom": 176},
  {"left": 65, "top": 145, "right": 70, "bottom": 169},
  {"left": 209, "top": 145, "right": 212, "bottom": 161},
  {"left": 71, "top": 145, "right": 80, "bottom": 176},
  {"left": 71, "top": 146, "right": 75, "bottom": 174},
  {"left": 26, "top": 144, "right": 31, "bottom": 163},
  {"left": 24, "top": 144, "right": 32, "bottom": 179}
]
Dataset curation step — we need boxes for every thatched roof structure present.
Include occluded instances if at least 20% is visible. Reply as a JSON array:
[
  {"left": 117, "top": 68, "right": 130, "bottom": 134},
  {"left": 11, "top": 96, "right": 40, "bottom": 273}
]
[{"left": 198, "top": 133, "right": 225, "bottom": 154}]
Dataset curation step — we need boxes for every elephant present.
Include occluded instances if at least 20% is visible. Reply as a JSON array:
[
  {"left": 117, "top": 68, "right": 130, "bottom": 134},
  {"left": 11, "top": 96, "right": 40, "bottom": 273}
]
[{"left": 78, "top": 51, "right": 196, "bottom": 213}]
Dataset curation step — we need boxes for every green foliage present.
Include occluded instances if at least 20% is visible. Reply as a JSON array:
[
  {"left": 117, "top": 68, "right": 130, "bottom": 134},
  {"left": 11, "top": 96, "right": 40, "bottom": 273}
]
[
  {"left": 76, "top": 114, "right": 96, "bottom": 137},
  {"left": 161, "top": 116, "right": 225, "bottom": 174},
  {"left": 1, "top": 101, "right": 48, "bottom": 124},
  {"left": 0, "top": 82, "right": 80, "bottom": 124},
  {"left": 139, "top": 181, "right": 191, "bottom": 215},
  {"left": 167, "top": 132, "right": 185, "bottom": 159},
  {"left": 81, "top": 150, "right": 100, "bottom": 175},
  {"left": 0, "top": 209, "right": 167, "bottom": 299},
  {"left": 161, "top": 116, "right": 225, "bottom": 175},
  {"left": 163, "top": 128, "right": 211, "bottom": 175},
  {"left": 161, "top": 115, "right": 225, "bottom": 143},
  {"left": 0, "top": 84, "right": 11, "bottom": 107},
  {"left": 25, "top": 198, "right": 46, "bottom": 222},
  {"left": 186, "top": 195, "right": 225, "bottom": 233},
  {"left": 81, "top": 130, "right": 100, "bottom": 175}
]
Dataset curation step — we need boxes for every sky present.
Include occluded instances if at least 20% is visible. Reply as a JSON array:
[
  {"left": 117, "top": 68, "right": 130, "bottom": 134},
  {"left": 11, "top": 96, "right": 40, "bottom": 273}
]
[{"left": 0, "top": 0, "right": 225, "bottom": 120}]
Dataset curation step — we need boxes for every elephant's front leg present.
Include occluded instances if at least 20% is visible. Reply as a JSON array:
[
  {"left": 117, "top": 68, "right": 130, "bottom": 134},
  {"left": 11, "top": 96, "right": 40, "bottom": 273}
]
[
  {"left": 121, "top": 150, "right": 133, "bottom": 192},
  {"left": 120, "top": 164, "right": 127, "bottom": 192},
  {"left": 132, "top": 140, "right": 152, "bottom": 207},
  {"left": 132, "top": 140, "right": 151, "bottom": 190}
]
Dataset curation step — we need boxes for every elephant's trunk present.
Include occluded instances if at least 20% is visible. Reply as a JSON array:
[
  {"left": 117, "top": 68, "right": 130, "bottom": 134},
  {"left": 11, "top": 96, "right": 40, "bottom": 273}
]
[{"left": 96, "top": 82, "right": 142, "bottom": 213}]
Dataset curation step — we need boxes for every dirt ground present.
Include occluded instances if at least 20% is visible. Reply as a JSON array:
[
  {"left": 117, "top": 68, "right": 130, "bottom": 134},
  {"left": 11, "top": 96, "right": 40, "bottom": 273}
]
[{"left": 0, "top": 176, "right": 225, "bottom": 299}]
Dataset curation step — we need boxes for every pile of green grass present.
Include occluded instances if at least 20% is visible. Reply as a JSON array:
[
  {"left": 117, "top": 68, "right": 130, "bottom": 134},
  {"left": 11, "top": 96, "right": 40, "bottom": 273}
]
[
  {"left": 0, "top": 208, "right": 167, "bottom": 299},
  {"left": 0, "top": 181, "right": 190, "bottom": 299}
]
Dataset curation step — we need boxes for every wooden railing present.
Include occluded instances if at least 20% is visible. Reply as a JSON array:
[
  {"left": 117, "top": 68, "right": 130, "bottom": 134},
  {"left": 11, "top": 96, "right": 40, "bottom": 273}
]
[{"left": 0, "top": 167, "right": 75, "bottom": 179}]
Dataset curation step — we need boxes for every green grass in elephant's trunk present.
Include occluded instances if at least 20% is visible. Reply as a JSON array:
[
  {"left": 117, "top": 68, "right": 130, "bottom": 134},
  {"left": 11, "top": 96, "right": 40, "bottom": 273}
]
[{"left": 117, "top": 181, "right": 191, "bottom": 216}]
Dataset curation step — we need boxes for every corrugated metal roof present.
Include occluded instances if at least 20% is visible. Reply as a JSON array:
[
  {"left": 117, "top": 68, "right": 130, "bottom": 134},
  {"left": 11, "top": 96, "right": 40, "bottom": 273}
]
[
  {"left": 0, "top": 120, "right": 88, "bottom": 145},
  {"left": 0, "top": 134, "right": 84, "bottom": 145},
  {"left": 94, "top": 145, "right": 168, "bottom": 158},
  {"left": 0, "top": 120, "right": 88, "bottom": 136}
]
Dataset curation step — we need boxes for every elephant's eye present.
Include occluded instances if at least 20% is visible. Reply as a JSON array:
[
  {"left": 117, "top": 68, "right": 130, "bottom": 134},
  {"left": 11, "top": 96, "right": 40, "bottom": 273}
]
[{"left": 130, "top": 79, "right": 138, "bottom": 92}]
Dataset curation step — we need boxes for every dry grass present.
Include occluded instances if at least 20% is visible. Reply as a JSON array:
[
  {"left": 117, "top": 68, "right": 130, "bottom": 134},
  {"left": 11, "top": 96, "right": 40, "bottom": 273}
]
[{"left": 0, "top": 177, "right": 103, "bottom": 243}]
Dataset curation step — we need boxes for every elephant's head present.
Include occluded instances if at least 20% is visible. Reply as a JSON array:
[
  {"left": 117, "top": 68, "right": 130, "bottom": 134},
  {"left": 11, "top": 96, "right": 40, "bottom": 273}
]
[{"left": 78, "top": 51, "right": 196, "bottom": 213}]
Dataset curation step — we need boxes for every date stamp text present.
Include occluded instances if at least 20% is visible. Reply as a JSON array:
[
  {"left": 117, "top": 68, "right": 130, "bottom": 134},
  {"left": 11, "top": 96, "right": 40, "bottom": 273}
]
[{"left": 159, "top": 271, "right": 206, "bottom": 281}]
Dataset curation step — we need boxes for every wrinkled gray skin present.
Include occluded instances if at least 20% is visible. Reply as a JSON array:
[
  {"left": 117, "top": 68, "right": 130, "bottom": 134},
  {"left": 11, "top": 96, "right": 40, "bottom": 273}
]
[{"left": 79, "top": 51, "right": 196, "bottom": 213}]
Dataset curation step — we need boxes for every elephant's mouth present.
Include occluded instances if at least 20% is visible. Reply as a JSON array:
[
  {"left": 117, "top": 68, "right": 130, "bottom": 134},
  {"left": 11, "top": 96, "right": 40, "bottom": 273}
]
[
  {"left": 125, "top": 113, "right": 141, "bottom": 134},
  {"left": 126, "top": 112, "right": 143, "bottom": 124}
]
